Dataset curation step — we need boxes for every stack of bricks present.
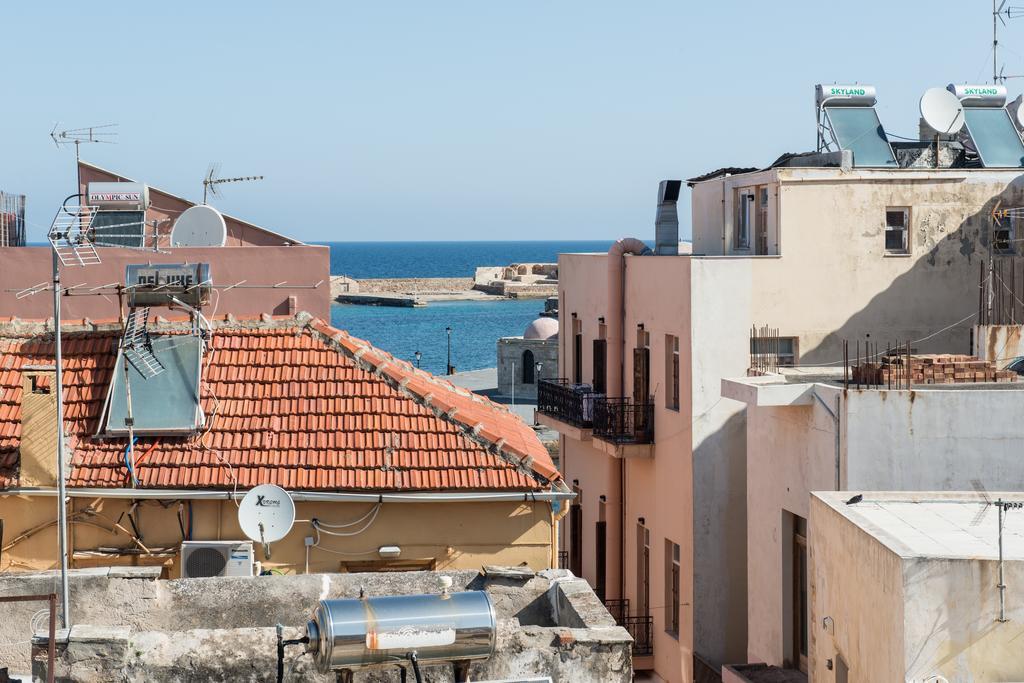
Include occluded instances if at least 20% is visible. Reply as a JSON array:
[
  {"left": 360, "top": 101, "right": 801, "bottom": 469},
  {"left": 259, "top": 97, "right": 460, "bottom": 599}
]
[{"left": 852, "top": 354, "right": 1017, "bottom": 386}]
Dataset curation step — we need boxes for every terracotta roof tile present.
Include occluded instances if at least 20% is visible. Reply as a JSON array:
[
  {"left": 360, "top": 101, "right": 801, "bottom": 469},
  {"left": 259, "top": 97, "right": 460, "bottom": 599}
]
[{"left": 0, "top": 314, "right": 560, "bottom": 492}]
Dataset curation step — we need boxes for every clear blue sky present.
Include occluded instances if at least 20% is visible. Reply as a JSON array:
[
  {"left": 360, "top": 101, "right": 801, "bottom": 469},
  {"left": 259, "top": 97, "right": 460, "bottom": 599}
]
[{"left": 0, "top": 2, "right": 1016, "bottom": 243}]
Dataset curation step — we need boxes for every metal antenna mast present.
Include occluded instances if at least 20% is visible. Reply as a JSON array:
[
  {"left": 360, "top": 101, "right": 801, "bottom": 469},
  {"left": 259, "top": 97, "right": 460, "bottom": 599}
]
[
  {"left": 50, "top": 123, "right": 117, "bottom": 191},
  {"left": 202, "top": 163, "right": 264, "bottom": 204},
  {"left": 993, "top": 1, "right": 1024, "bottom": 83}
]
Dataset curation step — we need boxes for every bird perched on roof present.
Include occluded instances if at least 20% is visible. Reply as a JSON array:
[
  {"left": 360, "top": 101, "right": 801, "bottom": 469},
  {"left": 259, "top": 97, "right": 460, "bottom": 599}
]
[{"left": 845, "top": 494, "right": 863, "bottom": 505}]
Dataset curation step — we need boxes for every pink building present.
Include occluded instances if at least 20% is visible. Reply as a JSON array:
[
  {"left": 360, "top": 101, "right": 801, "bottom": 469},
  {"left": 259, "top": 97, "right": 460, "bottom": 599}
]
[
  {"left": 541, "top": 160, "right": 1024, "bottom": 681},
  {"left": 0, "top": 161, "right": 330, "bottom": 320}
]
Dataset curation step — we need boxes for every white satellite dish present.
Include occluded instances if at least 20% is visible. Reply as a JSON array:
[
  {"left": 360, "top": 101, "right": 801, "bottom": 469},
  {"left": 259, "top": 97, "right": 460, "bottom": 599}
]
[
  {"left": 920, "top": 87, "right": 965, "bottom": 135},
  {"left": 239, "top": 484, "right": 296, "bottom": 548},
  {"left": 171, "top": 205, "right": 227, "bottom": 247}
]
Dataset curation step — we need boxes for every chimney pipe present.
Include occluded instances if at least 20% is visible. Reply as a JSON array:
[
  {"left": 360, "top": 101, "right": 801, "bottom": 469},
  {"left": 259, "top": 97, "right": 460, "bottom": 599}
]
[{"left": 654, "top": 180, "right": 682, "bottom": 255}]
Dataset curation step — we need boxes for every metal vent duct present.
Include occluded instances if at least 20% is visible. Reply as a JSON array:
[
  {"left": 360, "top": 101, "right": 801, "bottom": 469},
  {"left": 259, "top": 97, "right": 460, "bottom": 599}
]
[{"left": 654, "top": 180, "right": 681, "bottom": 255}]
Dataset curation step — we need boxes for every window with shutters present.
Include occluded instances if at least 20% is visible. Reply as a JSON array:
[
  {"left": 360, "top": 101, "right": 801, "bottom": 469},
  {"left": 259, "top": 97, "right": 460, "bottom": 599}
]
[
  {"left": 637, "top": 523, "right": 650, "bottom": 618},
  {"left": 884, "top": 207, "right": 910, "bottom": 254},
  {"left": 573, "top": 317, "right": 583, "bottom": 385},
  {"left": 665, "top": 334, "right": 679, "bottom": 410},
  {"left": 570, "top": 486, "right": 583, "bottom": 577},
  {"left": 596, "top": 500, "right": 607, "bottom": 602},
  {"left": 593, "top": 338, "right": 607, "bottom": 394},
  {"left": 665, "top": 539, "right": 680, "bottom": 638}
]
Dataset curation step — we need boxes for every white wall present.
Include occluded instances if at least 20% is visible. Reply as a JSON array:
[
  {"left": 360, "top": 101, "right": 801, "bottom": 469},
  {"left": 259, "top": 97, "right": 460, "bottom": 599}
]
[
  {"left": 808, "top": 494, "right": 905, "bottom": 682},
  {"left": 845, "top": 388, "right": 1024, "bottom": 491}
]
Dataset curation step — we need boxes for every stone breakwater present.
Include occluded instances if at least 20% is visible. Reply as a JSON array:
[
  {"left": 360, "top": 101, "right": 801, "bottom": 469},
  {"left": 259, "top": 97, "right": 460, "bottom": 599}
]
[
  {"left": 359, "top": 277, "right": 474, "bottom": 294},
  {"left": 331, "top": 276, "right": 490, "bottom": 302}
]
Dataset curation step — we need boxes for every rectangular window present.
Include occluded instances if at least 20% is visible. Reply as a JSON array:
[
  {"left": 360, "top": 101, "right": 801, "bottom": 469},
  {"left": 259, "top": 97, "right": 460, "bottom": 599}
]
[
  {"left": 595, "top": 505, "right": 607, "bottom": 602},
  {"left": 570, "top": 486, "right": 583, "bottom": 577},
  {"left": 755, "top": 186, "right": 769, "bottom": 255},
  {"left": 637, "top": 523, "right": 650, "bottom": 618},
  {"left": 341, "top": 559, "right": 436, "bottom": 572},
  {"left": 593, "top": 338, "right": 607, "bottom": 395},
  {"left": 573, "top": 317, "right": 583, "bottom": 385},
  {"left": 735, "top": 190, "right": 754, "bottom": 249},
  {"left": 665, "top": 539, "right": 680, "bottom": 638},
  {"left": 665, "top": 335, "right": 680, "bottom": 410},
  {"left": 793, "top": 516, "right": 808, "bottom": 672},
  {"left": 885, "top": 207, "right": 910, "bottom": 254},
  {"left": 994, "top": 214, "right": 1017, "bottom": 254},
  {"left": 750, "top": 335, "right": 799, "bottom": 367}
]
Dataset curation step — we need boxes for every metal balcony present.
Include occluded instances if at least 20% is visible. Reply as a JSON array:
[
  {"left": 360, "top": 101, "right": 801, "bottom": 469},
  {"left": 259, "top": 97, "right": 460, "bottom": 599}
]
[
  {"left": 557, "top": 550, "right": 569, "bottom": 570},
  {"left": 593, "top": 398, "right": 654, "bottom": 444},
  {"left": 602, "top": 598, "right": 629, "bottom": 626},
  {"left": 537, "top": 378, "right": 596, "bottom": 428},
  {"left": 622, "top": 615, "right": 654, "bottom": 656}
]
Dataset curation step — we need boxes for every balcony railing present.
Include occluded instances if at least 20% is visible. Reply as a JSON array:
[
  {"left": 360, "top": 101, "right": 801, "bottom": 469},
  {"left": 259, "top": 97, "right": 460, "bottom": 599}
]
[
  {"left": 557, "top": 550, "right": 569, "bottom": 570},
  {"left": 602, "top": 598, "right": 629, "bottom": 626},
  {"left": 623, "top": 615, "right": 654, "bottom": 656},
  {"left": 593, "top": 398, "right": 654, "bottom": 444},
  {"left": 537, "top": 378, "right": 596, "bottom": 428}
]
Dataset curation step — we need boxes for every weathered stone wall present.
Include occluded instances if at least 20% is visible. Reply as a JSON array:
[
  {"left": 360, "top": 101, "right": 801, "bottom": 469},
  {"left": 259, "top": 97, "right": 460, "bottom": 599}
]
[{"left": 10, "top": 568, "right": 631, "bottom": 682}]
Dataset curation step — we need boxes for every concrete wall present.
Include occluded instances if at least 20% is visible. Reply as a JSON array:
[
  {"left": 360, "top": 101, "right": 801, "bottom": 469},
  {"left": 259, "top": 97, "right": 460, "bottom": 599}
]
[
  {"left": 744, "top": 385, "right": 840, "bottom": 666},
  {"left": 974, "top": 324, "right": 1024, "bottom": 367},
  {"left": 6, "top": 568, "right": 632, "bottom": 682},
  {"left": 0, "top": 245, "right": 332, "bottom": 321},
  {"left": 0, "top": 495, "right": 554, "bottom": 577},
  {"left": 809, "top": 495, "right": 1024, "bottom": 682},
  {"left": 497, "top": 337, "right": 558, "bottom": 399},
  {"left": 844, "top": 388, "right": 1024, "bottom": 491},
  {"left": 902, "top": 556, "right": 1024, "bottom": 681},
  {"left": 808, "top": 495, "right": 904, "bottom": 682},
  {"left": 744, "top": 384, "right": 1024, "bottom": 667}
]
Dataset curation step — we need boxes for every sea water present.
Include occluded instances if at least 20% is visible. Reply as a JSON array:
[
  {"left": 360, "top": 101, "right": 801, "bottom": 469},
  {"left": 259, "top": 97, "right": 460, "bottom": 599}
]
[{"left": 323, "top": 241, "right": 622, "bottom": 375}]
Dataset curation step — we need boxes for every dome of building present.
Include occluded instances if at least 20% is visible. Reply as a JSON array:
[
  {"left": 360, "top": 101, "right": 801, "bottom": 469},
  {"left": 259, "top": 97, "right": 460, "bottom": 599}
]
[{"left": 523, "top": 316, "right": 559, "bottom": 340}]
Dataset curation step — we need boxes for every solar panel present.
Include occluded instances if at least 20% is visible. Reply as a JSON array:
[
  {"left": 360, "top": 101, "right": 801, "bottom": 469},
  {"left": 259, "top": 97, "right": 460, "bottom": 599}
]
[
  {"left": 102, "top": 334, "right": 204, "bottom": 435},
  {"left": 90, "top": 210, "right": 147, "bottom": 248},
  {"left": 962, "top": 107, "right": 1024, "bottom": 167},
  {"left": 823, "top": 107, "right": 898, "bottom": 167}
]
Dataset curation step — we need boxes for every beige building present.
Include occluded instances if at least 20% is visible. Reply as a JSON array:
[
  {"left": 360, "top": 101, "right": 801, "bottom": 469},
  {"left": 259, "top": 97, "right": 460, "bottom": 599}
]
[
  {"left": 809, "top": 491, "right": 1024, "bottom": 682},
  {"left": 540, "top": 159, "right": 1024, "bottom": 680},
  {"left": 723, "top": 367, "right": 1024, "bottom": 674},
  {"left": 0, "top": 313, "right": 570, "bottom": 578}
]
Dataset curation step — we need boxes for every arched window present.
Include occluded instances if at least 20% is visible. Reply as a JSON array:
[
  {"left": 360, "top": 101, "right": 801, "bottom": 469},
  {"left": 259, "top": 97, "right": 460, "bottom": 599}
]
[{"left": 522, "top": 350, "right": 535, "bottom": 384}]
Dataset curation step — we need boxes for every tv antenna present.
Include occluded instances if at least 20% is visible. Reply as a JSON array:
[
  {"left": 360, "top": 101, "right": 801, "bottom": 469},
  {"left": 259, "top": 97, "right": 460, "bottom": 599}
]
[
  {"left": 202, "top": 163, "right": 264, "bottom": 204},
  {"left": 970, "top": 479, "right": 1023, "bottom": 622},
  {"left": 50, "top": 123, "right": 118, "bottom": 190},
  {"left": 993, "top": 1, "right": 1024, "bottom": 83}
]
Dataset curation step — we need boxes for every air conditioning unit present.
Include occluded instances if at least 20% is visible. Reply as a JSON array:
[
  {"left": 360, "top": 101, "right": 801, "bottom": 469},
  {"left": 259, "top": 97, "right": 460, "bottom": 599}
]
[{"left": 180, "top": 541, "right": 255, "bottom": 578}]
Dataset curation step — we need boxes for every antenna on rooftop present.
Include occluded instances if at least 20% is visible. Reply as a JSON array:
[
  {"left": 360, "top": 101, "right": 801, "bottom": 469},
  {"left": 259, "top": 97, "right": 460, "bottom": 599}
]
[
  {"left": 993, "top": 1, "right": 1024, "bottom": 83},
  {"left": 970, "top": 479, "right": 1023, "bottom": 622},
  {"left": 202, "top": 162, "right": 264, "bottom": 204},
  {"left": 50, "top": 123, "right": 118, "bottom": 191}
]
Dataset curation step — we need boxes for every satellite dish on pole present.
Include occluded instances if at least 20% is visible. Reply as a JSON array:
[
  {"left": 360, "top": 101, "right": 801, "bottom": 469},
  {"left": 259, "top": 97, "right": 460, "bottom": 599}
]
[
  {"left": 239, "top": 484, "right": 296, "bottom": 558},
  {"left": 171, "top": 205, "right": 227, "bottom": 247},
  {"left": 920, "top": 87, "right": 965, "bottom": 135}
]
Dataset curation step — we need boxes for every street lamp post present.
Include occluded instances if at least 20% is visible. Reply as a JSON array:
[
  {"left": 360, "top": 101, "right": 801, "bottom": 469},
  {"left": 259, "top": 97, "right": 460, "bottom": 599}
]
[
  {"left": 446, "top": 326, "right": 453, "bottom": 375},
  {"left": 414, "top": 350, "right": 422, "bottom": 368}
]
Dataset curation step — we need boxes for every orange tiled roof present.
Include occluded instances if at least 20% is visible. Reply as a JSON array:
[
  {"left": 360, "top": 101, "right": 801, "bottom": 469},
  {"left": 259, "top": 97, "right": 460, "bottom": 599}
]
[{"left": 0, "top": 313, "right": 559, "bottom": 492}]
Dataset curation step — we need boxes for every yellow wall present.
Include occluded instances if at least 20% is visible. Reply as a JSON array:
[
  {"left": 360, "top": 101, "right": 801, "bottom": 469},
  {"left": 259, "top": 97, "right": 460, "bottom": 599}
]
[{"left": 0, "top": 494, "right": 554, "bottom": 577}]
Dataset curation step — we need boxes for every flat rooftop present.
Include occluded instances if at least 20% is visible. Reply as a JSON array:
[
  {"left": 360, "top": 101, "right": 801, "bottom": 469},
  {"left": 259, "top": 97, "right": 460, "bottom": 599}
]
[{"left": 815, "top": 491, "right": 1024, "bottom": 561}]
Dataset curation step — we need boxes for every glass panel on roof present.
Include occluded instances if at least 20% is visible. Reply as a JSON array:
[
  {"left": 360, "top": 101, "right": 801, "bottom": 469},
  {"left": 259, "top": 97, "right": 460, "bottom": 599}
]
[
  {"left": 963, "top": 107, "right": 1024, "bottom": 168},
  {"left": 103, "top": 335, "right": 204, "bottom": 435},
  {"left": 823, "top": 107, "right": 897, "bottom": 167},
  {"left": 90, "top": 210, "right": 146, "bottom": 248}
]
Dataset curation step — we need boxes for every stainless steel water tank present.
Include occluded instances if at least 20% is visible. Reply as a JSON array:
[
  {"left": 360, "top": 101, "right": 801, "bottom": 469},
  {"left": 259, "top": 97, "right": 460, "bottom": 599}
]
[{"left": 305, "top": 591, "right": 496, "bottom": 671}]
